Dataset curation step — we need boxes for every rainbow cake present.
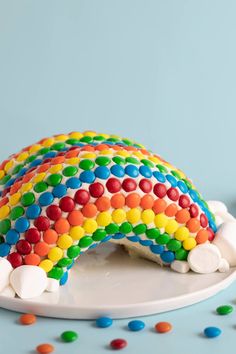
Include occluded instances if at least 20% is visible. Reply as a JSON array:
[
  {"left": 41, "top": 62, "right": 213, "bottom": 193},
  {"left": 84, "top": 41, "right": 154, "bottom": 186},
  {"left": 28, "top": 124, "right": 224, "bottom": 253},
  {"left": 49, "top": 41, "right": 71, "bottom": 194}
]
[{"left": 0, "top": 131, "right": 235, "bottom": 299}]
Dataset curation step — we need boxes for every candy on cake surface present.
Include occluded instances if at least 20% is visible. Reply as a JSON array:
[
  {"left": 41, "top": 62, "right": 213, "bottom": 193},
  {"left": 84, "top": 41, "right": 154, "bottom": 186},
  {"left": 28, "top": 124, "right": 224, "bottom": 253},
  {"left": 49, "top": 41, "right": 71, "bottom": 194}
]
[{"left": 0, "top": 131, "right": 235, "bottom": 299}]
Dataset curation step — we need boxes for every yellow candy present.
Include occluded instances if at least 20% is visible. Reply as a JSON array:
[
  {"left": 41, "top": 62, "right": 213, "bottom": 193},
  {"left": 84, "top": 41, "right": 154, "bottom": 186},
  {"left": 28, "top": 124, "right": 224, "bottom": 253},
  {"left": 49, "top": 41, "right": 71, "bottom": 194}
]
[
  {"left": 57, "top": 234, "right": 73, "bottom": 249},
  {"left": 69, "top": 226, "right": 85, "bottom": 240},
  {"left": 183, "top": 237, "right": 197, "bottom": 250},
  {"left": 49, "top": 164, "right": 62, "bottom": 173},
  {"left": 17, "top": 152, "right": 29, "bottom": 162},
  {"left": 69, "top": 132, "right": 83, "bottom": 139},
  {"left": 66, "top": 157, "right": 80, "bottom": 165},
  {"left": 29, "top": 144, "right": 41, "bottom": 154},
  {"left": 141, "top": 209, "right": 155, "bottom": 224},
  {"left": 33, "top": 172, "right": 46, "bottom": 183},
  {"left": 100, "top": 150, "right": 111, "bottom": 155},
  {"left": 0, "top": 170, "right": 5, "bottom": 180},
  {"left": 112, "top": 209, "right": 126, "bottom": 224},
  {"left": 148, "top": 156, "right": 161, "bottom": 164},
  {"left": 100, "top": 133, "right": 110, "bottom": 139},
  {"left": 83, "top": 219, "right": 97, "bottom": 234},
  {"left": 165, "top": 219, "right": 179, "bottom": 235},
  {"left": 97, "top": 212, "right": 112, "bottom": 227},
  {"left": 126, "top": 208, "right": 141, "bottom": 224},
  {"left": 80, "top": 153, "right": 96, "bottom": 159},
  {"left": 83, "top": 130, "right": 96, "bottom": 137},
  {"left": 133, "top": 151, "right": 145, "bottom": 159},
  {"left": 0, "top": 205, "right": 10, "bottom": 219},
  {"left": 42, "top": 138, "right": 54, "bottom": 147},
  {"left": 48, "top": 247, "right": 63, "bottom": 262},
  {"left": 154, "top": 213, "right": 168, "bottom": 228},
  {"left": 39, "top": 259, "right": 54, "bottom": 273},
  {"left": 4, "top": 160, "right": 14, "bottom": 172},
  {"left": 55, "top": 134, "right": 68, "bottom": 141},
  {"left": 117, "top": 150, "right": 130, "bottom": 158},
  {"left": 174, "top": 226, "right": 190, "bottom": 241},
  {"left": 9, "top": 192, "right": 21, "bottom": 206},
  {"left": 21, "top": 182, "right": 33, "bottom": 193}
]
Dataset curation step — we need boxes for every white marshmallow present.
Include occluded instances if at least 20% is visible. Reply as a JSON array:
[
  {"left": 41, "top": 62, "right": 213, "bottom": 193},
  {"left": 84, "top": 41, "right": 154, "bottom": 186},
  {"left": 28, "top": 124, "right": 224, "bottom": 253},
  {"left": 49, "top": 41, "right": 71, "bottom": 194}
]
[
  {"left": 218, "top": 258, "right": 230, "bottom": 273},
  {"left": 170, "top": 260, "right": 190, "bottom": 273},
  {"left": 188, "top": 244, "right": 221, "bottom": 273},
  {"left": 46, "top": 278, "right": 60, "bottom": 293},
  {"left": 0, "top": 285, "right": 15, "bottom": 298},
  {"left": 207, "top": 200, "right": 228, "bottom": 214},
  {"left": 212, "top": 221, "right": 236, "bottom": 266},
  {"left": 218, "top": 211, "right": 235, "bottom": 223},
  {"left": 0, "top": 258, "right": 13, "bottom": 292},
  {"left": 215, "top": 215, "right": 224, "bottom": 228},
  {"left": 10, "top": 265, "right": 47, "bottom": 299}
]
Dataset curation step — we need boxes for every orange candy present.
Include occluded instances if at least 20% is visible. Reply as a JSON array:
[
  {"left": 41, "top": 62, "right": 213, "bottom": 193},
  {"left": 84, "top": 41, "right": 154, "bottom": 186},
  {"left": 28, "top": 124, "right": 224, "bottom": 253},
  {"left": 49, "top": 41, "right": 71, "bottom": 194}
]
[
  {"left": 175, "top": 209, "right": 191, "bottom": 224},
  {"left": 37, "top": 163, "right": 50, "bottom": 173},
  {"left": 196, "top": 229, "right": 209, "bottom": 244},
  {"left": 95, "top": 196, "right": 111, "bottom": 211},
  {"left": 54, "top": 218, "right": 70, "bottom": 233},
  {"left": 34, "top": 242, "right": 50, "bottom": 257},
  {"left": 125, "top": 193, "right": 140, "bottom": 208},
  {"left": 155, "top": 321, "right": 172, "bottom": 333},
  {"left": 19, "top": 313, "right": 37, "bottom": 325},
  {"left": 51, "top": 156, "right": 65, "bottom": 165},
  {"left": 186, "top": 218, "right": 200, "bottom": 233},
  {"left": 24, "top": 253, "right": 41, "bottom": 266},
  {"left": 67, "top": 210, "right": 84, "bottom": 226},
  {"left": 165, "top": 203, "right": 178, "bottom": 217},
  {"left": 110, "top": 193, "right": 125, "bottom": 209},
  {"left": 140, "top": 194, "right": 154, "bottom": 209},
  {"left": 152, "top": 199, "right": 167, "bottom": 214},
  {"left": 82, "top": 203, "right": 97, "bottom": 218},
  {"left": 36, "top": 343, "right": 55, "bottom": 354},
  {"left": 43, "top": 229, "right": 58, "bottom": 244}
]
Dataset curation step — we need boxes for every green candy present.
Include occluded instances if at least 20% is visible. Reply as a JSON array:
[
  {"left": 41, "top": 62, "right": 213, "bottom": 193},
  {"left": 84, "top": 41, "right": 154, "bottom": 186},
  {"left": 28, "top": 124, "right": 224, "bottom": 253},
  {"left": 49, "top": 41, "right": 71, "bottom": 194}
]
[
  {"left": 12, "top": 164, "right": 23, "bottom": 175},
  {"left": 62, "top": 166, "right": 78, "bottom": 177},
  {"left": 175, "top": 248, "right": 188, "bottom": 261},
  {"left": 34, "top": 181, "right": 48, "bottom": 193},
  {"left": 25, "top": 155, "right": 36, "bottom": 163},
  {"left": 156, "top": 233, "right": 170, "bottom": 245},
  {"left": 122, "top": 138, "right": 133, "bottom": 146},
  {"left": 37, "top": 147, "right": 50, "bottom": 155},
  {"left": 79, "top": 159, "right": 95, "bottom": 171},
  {"left": 125, "top": 157, "right": 140, "bottom": 165},
  {"left": 93, "top": 135, "right": 105, "bottom": 141},
  {"left": 105, "top": 223, "right": 119, "bottom": 235},
  {"left": 79, "top": 236, "right": 93, "bottom": 248},
  {"left": 67, "top": 245, "right": 81, "bottom": 259},
  {"left": 95, "top": 156, "right": 111, "bottom": 166},
  {"left": 61, "top": 330, "right": 78, "bottom": 343},
  {"left": 119, "top": 222, "right": 132, "bottom": 234},
  {"left": 80, "top": 136, "right": 93, "bottom": 143},
  {"left": 156, "top": 164, "right": 168, "bottom": 174},
  {"left": 171, "top": 170, "right": 182, "bottom": 179},
  {"left": 167, "top": 239, "right": 182, "bottom": 252},
  {"left": 146, "top": 228, "right": 160, "bottom": 239},
  {"left": 21, "top": 192, "right": 35, "bottom": 207},
  {"left": 46, "top": 173, "right": 62, "bottom": 186},
  {"left": 141, "top": 159, "right": 154, "bottom": 168},
  {"left": 92, "top": 229, "right": 107, "bottom": 241},
  {"left": 65, "top": 138, "right": 80, "bottom": 145},
  {"left": 47, "top": 267, "right": 64, "bottom": 280},
  {"left": 112, "top": 156, "right": 126, "bottom": 165},
  {"left": 0, "top": 175, "right": 11, "bottom": 185},
  {"left": 216, "top": 305, "right": 234, "bottom": 315},
  {"left": 10, "top": 206, "right": 25, "bottom": 220},
  {"left": 133, "top": 224, "right": 147, "bottom": 235},
  {"left": 57, "top": 258, "right": 73, "bottom": 267},
  {"left": 0, "top": 219, "right": 11, "bottom": 234},
  {"left": 50, "top": 142, "right": 66, "bottom": 151}
]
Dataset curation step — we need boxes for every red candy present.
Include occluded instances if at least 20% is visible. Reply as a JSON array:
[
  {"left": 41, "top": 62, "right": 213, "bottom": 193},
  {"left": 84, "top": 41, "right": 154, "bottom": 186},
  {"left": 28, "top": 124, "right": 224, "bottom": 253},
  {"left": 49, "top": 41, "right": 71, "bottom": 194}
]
[
  {"left": 122, "top": 178, "right": 137, "bottom": 192},
  {"left": 189, "top": 204, "right": 199, "bottom": 218},
  {"left": 7, "top": 252, "right": 23, "bottom": 268},
  {"left": 153, "top": 183, "right": 167, "bottom": 198},
  {"left": 110, "top": 339, "right": 127, "bottom": 350},
  {"left": 179, "top": 195, "right": 190, "bottom": 208},
  {"left": 74, "top": 189, "right": 90, "bottom": 205},
  {"left": 46, "top": 205, "right": 62, "bottom": 221},
  {"left": 34, "top": 216, "right": 50, "bottom": 231},
  {"left": 16, "top": 240, "right": 32, "bottom": 255},
  {"left": 167, "top": 187, "right": 179, "bottom": 201},
  {"left": 200, "top": 213, "right": 208, "bottom": 228},
  {"left": 207, "top": 227, "right": 215, "bottom": 241},
  {"left": 25, "top": 228, "right": 41, "bottom": 244},
  {"left": 59, "top": 197, "right": 75, "bottom": 212},
  {"left": 106, "top": 178, "right": 121, "bottom": 193},
  {"left": 139, "top": 179, "right": 152, "bottom": 193},
  {"left": 89, "top": 182, "right": 104, "bottom": 198}
]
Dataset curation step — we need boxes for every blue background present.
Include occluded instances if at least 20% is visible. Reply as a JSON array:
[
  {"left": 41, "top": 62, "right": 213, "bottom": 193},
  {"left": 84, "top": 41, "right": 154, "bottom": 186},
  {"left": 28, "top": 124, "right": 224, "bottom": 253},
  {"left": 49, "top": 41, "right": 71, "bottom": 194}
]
[{"left": 1, "top": 1, "right": 236, "bottom": 353}]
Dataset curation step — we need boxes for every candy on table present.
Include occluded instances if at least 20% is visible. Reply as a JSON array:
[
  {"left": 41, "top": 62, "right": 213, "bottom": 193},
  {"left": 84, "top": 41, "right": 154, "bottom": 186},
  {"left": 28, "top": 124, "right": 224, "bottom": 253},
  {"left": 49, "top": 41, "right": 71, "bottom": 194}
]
[
  {"left": 128, "top": 320, "right": 145, "bottom": 331},
  {"left": 96, "top": 316, "right": 113, "bottom": 328},
  {"left": 19, "top": 313, "right": 37, "bottom": 325},
  {"left": 110, "top": 338, "right": 128, "bottom": 350},
  {"left": 0, "top": 131, "right": 222, "bottom": 299},
  {"left": 36, "top": 343, "right": 55, "bottom": 354},
  {"left": 216, "top": 305, "right": 233, "bottom": 315},
  {"left": 204, "top": 326, "right": 222, "bottom": 338},
  {"left": 60, "top": 330, "right": 78, "bottom": 342},
  {"left": 155, "top": 321, "right": 172, "bottom": 333}
]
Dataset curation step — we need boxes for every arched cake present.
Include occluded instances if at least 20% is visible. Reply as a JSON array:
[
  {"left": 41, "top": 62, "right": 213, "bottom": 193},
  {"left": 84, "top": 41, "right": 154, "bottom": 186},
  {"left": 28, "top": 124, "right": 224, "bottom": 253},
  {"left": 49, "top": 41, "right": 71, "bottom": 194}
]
[{"left": 0, "top": 131, "right": 233, "bottom": 299}]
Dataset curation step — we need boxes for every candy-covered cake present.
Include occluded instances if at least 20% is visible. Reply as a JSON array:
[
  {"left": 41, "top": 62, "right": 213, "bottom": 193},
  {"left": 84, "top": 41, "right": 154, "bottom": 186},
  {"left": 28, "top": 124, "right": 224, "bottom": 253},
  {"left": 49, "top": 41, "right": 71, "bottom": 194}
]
[{"left": 0, "top": 131, "right": 235, "bottom": 299}]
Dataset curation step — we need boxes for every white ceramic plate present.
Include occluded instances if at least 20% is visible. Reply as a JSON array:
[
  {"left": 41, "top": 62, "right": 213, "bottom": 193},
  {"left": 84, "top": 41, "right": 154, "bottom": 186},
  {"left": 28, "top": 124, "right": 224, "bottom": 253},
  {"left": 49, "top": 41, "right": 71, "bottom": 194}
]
[{"left": 0, "top": 243, "right": 236, "bottom": 319}]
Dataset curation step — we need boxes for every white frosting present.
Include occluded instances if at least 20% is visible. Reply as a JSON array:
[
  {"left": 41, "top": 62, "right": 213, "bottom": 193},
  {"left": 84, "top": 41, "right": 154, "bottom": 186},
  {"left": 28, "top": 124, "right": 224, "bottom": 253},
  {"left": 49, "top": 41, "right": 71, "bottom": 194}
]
[
  {"left": 207, "top": 200, "right": 228, "bottom": 214},
  {"left": 170, "top": 260, "right": 190, "bottom": 273},
  {"left": 0, "top": 285, "right": 15, "bottom": 298},
  {"left": 212, "top": 221, "right": 236, "bottom": 266},
  {"left": 188, "top": 244, "right": 221, "bottom": 273},
  {"left": 0, "top": 259, "right": 13, "bottom": 292},
  {"left": 10, "top": 265, "right": 47, "bottom": 299}
]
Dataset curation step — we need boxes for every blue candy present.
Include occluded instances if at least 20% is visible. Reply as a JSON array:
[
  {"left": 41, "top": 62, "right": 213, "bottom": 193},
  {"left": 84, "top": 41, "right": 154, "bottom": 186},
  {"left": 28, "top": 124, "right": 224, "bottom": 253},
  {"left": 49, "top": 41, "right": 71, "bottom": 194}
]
[
  {"left": 60, "top": 271, "right": 68, "bottom": 286},
  {"left": 94, "top": 166, "right": 110, "bottom": 179},
  {"left": 96, "top": 316, "right": 113, "bottom": 328},
  {"left": 0, "top": 243, "right": 11, "bottom": 256},
  {"left": 38, "top": 192, "right": 54, "bottom": 206},
  {"left": 6, "top": 229, "right": 20, "bottom": 245},
  {"left": 177, "top": 180, "right": 188, "bottom": 193},
  {"left": 139, "top": 239, "right": 153, "bottom": 246},
  {"left": 166, "top": 174, "right": 177, "bottom": 187},
  {"left": 26, "top": 204, "right": 41, "bottom": 219},
  {"left": 125, "top": 165, "right": 139, "bottom": 178},
  {"left": 80, "top": 171, "right": 95, "bottom": 183},
  {"left": 150, "top": 244, "right": 164, "bottom": 254},
  {"left": 139, "top": 165, "right": 152, "bottom": 178},
  {"left": 52, "top": 184, "right": 67, "bottom": 198},
  {"left": 66, "top": 177, "right": 82, "bottom": 189},
  {"left": 204, "top": 327, "right": 222, "bottom": 338},
  {"left": 128, "top": 320, "right": 145, "bottom": 331},
  {"left": 15, "top": 217, "right": 30, "bottom": 233},
  {"left": 112, "top": 232, "right": 125, "bottom": 239},
  {"left": 160, "top": 250, "right": 175, "bottom": 263},
  {"left": 153, "top": 171, "right": 166, "bottom": 183},
  {"left": 110, "top": 165, "right": 125, "bottom": 177}
]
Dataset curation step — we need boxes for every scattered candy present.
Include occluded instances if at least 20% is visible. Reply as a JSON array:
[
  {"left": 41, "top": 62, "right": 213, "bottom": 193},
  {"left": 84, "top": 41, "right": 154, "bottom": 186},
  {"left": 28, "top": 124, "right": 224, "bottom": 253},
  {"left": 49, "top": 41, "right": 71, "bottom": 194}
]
[
  {"left": 216, "top": 305, "right": 233, "bottom": 315},
  {"left": 155, "top": 321, "right": 172, "bottom": 333},
  {"left": 110, "top": 338, "right": 127, "bottom": 350},
  {"left": 19, "top": 313, "right": 36, "bottom": 325},
  {"left": 60, "top": 330, "right": 78, "bottom": 342},
  {"left": 36, "top": 343, "right": 55, "bottom": 353},
  {"left": 96, "top": 316, "right": 113, "bottom": 328},
  {"left": 204, "top": 326, "right": 222, "bottom": 338},
  {"left": 128, "top": 320, "right": 145, "bottom": 331}
]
